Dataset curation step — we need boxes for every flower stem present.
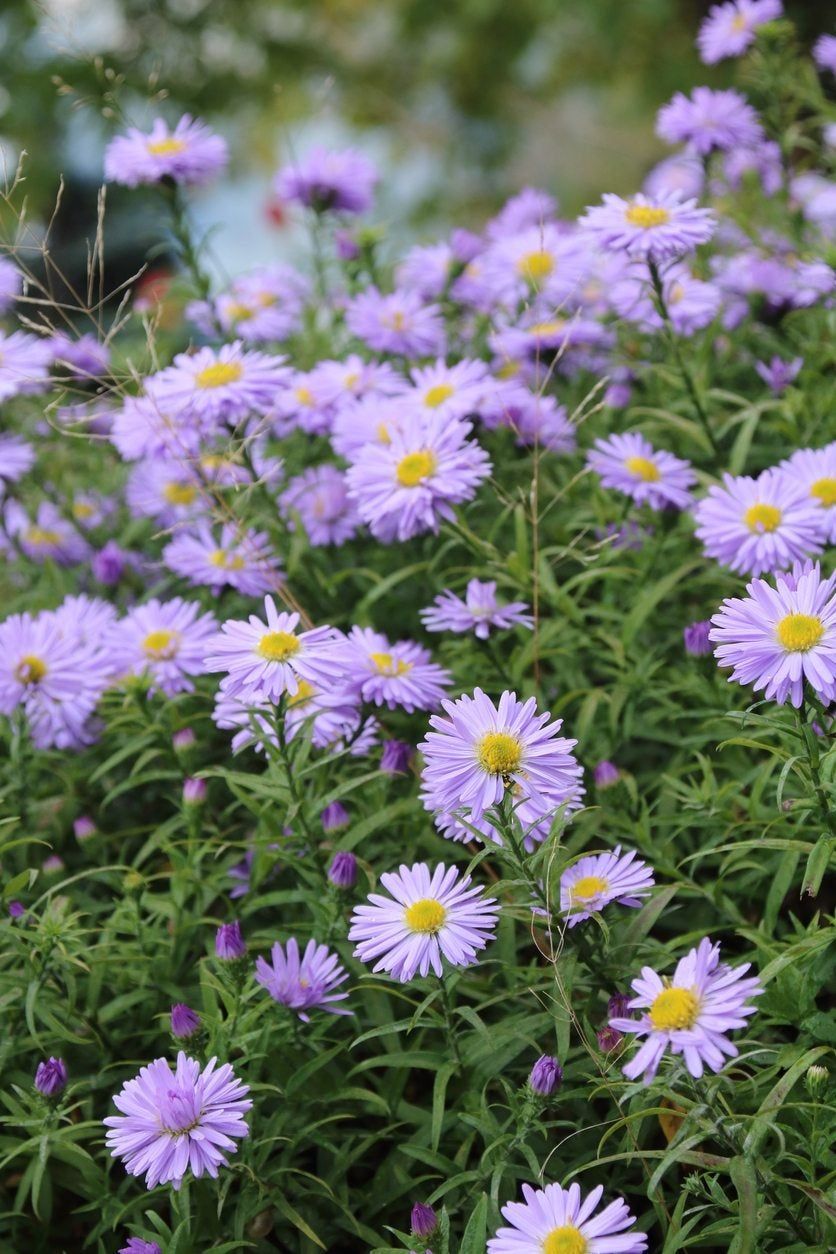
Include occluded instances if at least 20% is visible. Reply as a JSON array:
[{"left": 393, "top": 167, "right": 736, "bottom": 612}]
[{"left": 647, "top": 259, "right": 719, "bottom": 457}]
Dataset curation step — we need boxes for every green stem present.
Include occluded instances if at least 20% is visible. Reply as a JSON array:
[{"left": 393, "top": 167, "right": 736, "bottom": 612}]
[
  {"left": 437, "top": 975, "right": 463, "bottom": 1073},
  {"left": 799, "top": 698, "right": 836, "bottom": 839},
  {"left": 647, "top": 259, "right": 720, "bottom": 457}
]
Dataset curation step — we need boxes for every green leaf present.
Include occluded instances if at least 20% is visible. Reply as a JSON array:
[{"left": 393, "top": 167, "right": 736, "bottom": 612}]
[
  {"left": 459, "top": 1193, "right": 488, "bottom": 1254},
  {"left": 728, "top": 1156, "right": 758, "bottom": 1254},
  {"left": 801, "top": 834, "right": 832, "bottom": 898}
]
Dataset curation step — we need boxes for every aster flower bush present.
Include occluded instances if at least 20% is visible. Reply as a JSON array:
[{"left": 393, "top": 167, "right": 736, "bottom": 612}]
[{"left": 0, "top": 10, "right": 835, "bottom": 1253}]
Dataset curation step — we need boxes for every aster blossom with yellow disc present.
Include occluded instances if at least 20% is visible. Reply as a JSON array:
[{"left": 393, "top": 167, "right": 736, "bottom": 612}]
[
  {"left": 560, "top": 846, "right": 655, "bottom": 927},
  {"left": 109, "top": 597, "right": 218, "bottom": 697},
  {"left": 579, "top": 189, "right": 716, "bottom": 261},
  {"left": 146, "top": 340, "right": 289, "bottom": 426},
  {"left": 610, "top": 938, "right": 763, "bottom": 1084},
  {"left": 104, "top": 115, "right": 228, "bottom": 187},
  {"left": 487, "top": 1181, "right": 647, "bottom": 1254},
  {"left": 587, "top": 432, "right": 695, "bottom": 511},
  {"left": 348, "top": 862, "right": 498, "bottom": 982},
  {"left": 342, "top": 626, "right": 451, "bottom": 711},
  {"left": 693, "top": 469, "right": 824, "bottom": 576}
]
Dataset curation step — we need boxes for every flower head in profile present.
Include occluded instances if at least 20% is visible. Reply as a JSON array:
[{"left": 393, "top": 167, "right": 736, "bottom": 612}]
[
  {"left": 275, "top": 146, "right": 378, "bottom": 215},
  {"left": 0, "top": 257, "right": 21, "bottom": 313},
  {"left": 488, "top": 1181, "right": 647, "bottom": 1254},
  {"left": 104, "top": 1052, "right": 251, "bottom": 1189},
  {"left": 255, "top": 938, "right": 351, "bottom": 1020},
  {"left": 693, "top": 470, "right": 823, "bottom": 575},
  {"left": 710, "top": 562, "right": 836, "bottom": 708},
  {"left": 610, "top": 938, "right": 762, "bottom": 1083},
  {"left": 755, "top": 355, "right": 802, "bottom": 395},
  {"left": 420, "top": 580, "right": 533, "bottom": 640},
  {"left": 579, "top": 191, "right": 716, "bottom": 262},
  {"left": 104, "top": 115, "right": 228, "bottom": 186},
  {"left": 0, "top": 434, "right": 35, "bottom": 488},
  {"left": 109, "top": 598, "right": 217, "bottom": 697},
  {"left": 343, "top": 626, "right": 450, "bottom": 712},
  {"left": 778, "top": 443, "right": 836, "bottom": 542},
  {"left": 697, "top": 1, "right": 782, "bottom": 64},
  {"left": 587, "top": 433, "right": 695, "bottom": 511},
  {"left": 657, "top": 87, "right": 763, "bottom": 155},
  {"left": 163, "top": 523, "right": 282, "bottom": 596},
  {"left": 348, "top": 862, "right": 498, "bottom": 982},
  {"left": 560, "top": 846, "right": 654, "bottom": 927},
  {"left": 814, "top": 34, "right": 836, "bottom": 74}
]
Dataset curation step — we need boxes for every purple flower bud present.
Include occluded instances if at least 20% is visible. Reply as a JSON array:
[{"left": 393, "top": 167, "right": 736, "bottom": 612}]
[
  {"left": 182, "top": 776, "right": 207, "bottom": 806},
  {"left": 320, "top": 801, "right": 349, "bottom": 832},
  {"left": 410, "top": 1202, "right": 437, "bottom": 1239},
  {"left": 334, "top": 229, "right": 360, "bottom": 261},
  {"left": 8, "top": 901, "right": 25, "bottom": 919},
  {"left": 607, "top": 991, "right": 630, "bottom": 1019},
  {"left": 328, "top": 850, "right": 357, "bottom": 889},
  {"left": 42, "top": 855, "right": 65, "bottom": 874},
  {"left": 529, "top": 1054, "right": 563, "bottom": 1096},
  {"left": 35, "top": 1057, "right": 67, "bottom": 1097},
  {"left": 91, "top": 539, "right": 128, "bottom": 585},
  {"left": 754, "top": 355, "right": 802, "bottom": 395},
  {"left": 215, "top": 920, "right": 246, "bottom": 960},
  {"left": 119, "top": 1240, "right": 163, "bottom": 1254},
  {"left": 172, "top": 727, "right": 196, "bottom": 752},
  {"left": 171, "top": 1002, "right": 201, "bottom": 1039},
  {"left": 380, "top": 739, "right": 413, "bottom": 775},
  {"left": 593, "top": 760, "right": 620, "bottom": 789},
  {"left": 683, "top": 619, "right": 712, "bottom": 657},
  {"left": 73, "top": 815, "right": 97, "bottom": 841},
  {"left": 597, "top": 1026, "right": 624, "bottom": 1053}
]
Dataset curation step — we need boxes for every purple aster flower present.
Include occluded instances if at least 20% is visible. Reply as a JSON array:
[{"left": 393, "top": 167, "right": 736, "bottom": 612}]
[
  {"left": 380, "top": 739, "right": 413, "bottom": 774},
  {"left": 488, "top": 1182, "right": 647, "bottom": 1254},
  {"left": 779, "top": 443, "right": 836, "bottom": 542},
  {"left": 163, "top": 523, "right": 282, "bottom": 596},
  {"left": 171, "top": 1003, "right": 201, "bottom": 1039},
  {"left": 104, "top": 1052, "right": 251, "bottom": 1189},
  {"left": 755, "top": 355, "right": 802, "bottom": 394},
  {"left": 280, "top": 465, "right": 361, "bottom": 546},
  {"left": 693, "top": 469, "right": 824, "bottom": 575},
  {"left": 697, "top": 1, "right": 782, "bottom": 64},
  {"left": 345, "top": 287, "right": 445, "bottom": 357},
  {"left": 125, "top": 458, "right": 206, "bottom": 528},
  {"left": 0, "top": 256, "right": 22, "bottom": 313},
  {"left": 0, "top": 434, "right": 35, "bottom": 486},
  {"left": 419, "top": 688, "right": 584, "bottom": 850},
  {"left": 587, "top": 433, "right": 695, "bottom": 511},
  {"left": 328, "top": 850, "right": 357, "bottom": 889},
  {"left": 104, "top": 115, "right": 228, "bottom": 186},
  {"left": 321, "top": 801, "right": 350, "bottom": 832},
  {"left": 342, "top": 626, "right": 449, "bottom": 712},
  {"left": 486, "top": 186, "right": 558, "bottom": 238},
  {"left": 411, "top": 1202, "right": 438, "bottom": 1239},
  {"left": 213, "top": 264, "right": 309, "bottom": 342},
  {"left": 593, "top": 760, "right": 621, "bottom": 789},
  {"left": 49, "top": 332, "right": 110, "bottom": 381},
  {"left": 119, "top": 1240, "right": 162, "bottom": 1254},
  {"left": 579, "top": 190, "right": 716, "bottom": 262},
  {"left": 397, "top": 241, "right": 455, "bottom": 298},
  {"left": 4, "top": 500, "right": 90, "bottom": 566},
  {"left": 710, "top": 562, "right": 836, "bottom": 707},
  {"left": 560, "top": 846, "right": 654, "bottom": 927},
  {"left": 610, "top": 937, "right": 762, "bottom": 1083},
  {"left": 657, "top": 87, "right": 763, "bottom": 156},
  {"left": 110, "top": 393, "right": 212, "bottom": 463},
  {"left": 255, "top": 937, "right": 351, "bottom": 1020},
  {"left": 183, "top": 776, "right": 206, "bottom": 805},
  {"left": 330, "top": 393, "right": 416, "bottom": 460},
  {"left": 147, "top": 341, "right": 288, "bottom": 427},
  {"left": 74, "top": 816, "right": 97, "bottom": 841},
  {"left": 349, "top": 861, "right": 498, "bottom": 982},
  {"left": 92, "top": 540, "right": 131, "bottom": 586},
  {"left": 684, "top": 620, "right": 713, "bottom": 656},
  {"left": 407, "top": 358, "right": 489, "bottom": 420},
  {"left": 529, "top": 1055, "right": 562, "bottom": 1097},
  {"left": 479, "top": 224, "right": 590, "bottom": 308},
  {"left": 215, "top": 921, "right": 247, "bottom": 960},
  {"left": 35, "top": 1057, "right": 68, "bottom": 1097},
  {"left": 813, "top": 34, "right": 836, "bottom": 74},
  {"left": 0, "top": 330, "right": 52, "bottom": 401},
  {"left": 284, "top": 680, "right": 377, "bottom": 755},
  {"left": 204, "top": 596, "right": 346, "bottom": 703},
  {"left": 275, "top": 146, "right": 378, "bottom": 214},
  {"left": 480, "top": 384, "right": 577, "bottom": 454},
  {"left": 610, "top": 263, "right": 721, "bottom": 336},
  {"left": 643, "top": 153, "right": 705, "bottom": 200},
  {"left": 718, "top": 141, "right": 783, "bottom": 196},
  {"left": 346, "top": 413, "right": 491, "bottom": 543},
  {"left": 420, "top": 579, "right": 533, "bottom": 640},
  {"left": 109, "top": 598, "right": 217, "bottom": 697}
]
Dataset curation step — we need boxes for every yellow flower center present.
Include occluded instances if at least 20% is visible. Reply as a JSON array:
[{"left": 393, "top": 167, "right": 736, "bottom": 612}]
[
  {"left": 209, "top": 549, "right": 246, "bottom": 570},
  {"left": 376, "top": 422, "right": 392, "bottom": 445},
  {"left": 625, "top": 203, "right": 671, "bottom": 229},
  {"left": 776, "top": 613, "right": 825, "bottom": 653},
  {"left": 811, "top": 477, "right": 836, "bottom": 507},
  {"left": 744, "top": 502, "right": 782, "bottom": 533},
  {"left": 387, "top": 310, "right": 407, "bottom": 331},
  {"left": 732, "top": 13, "right": 747, "bottom": 30},
  {"left": 496, "top": 360, "right": 519, "bottom": 379},
  {"left": 256, "top": 631, "right": 300, "bottom": 662},
  {"left": 226, "top": 301, "right": 254, "bottom": 322},
  {"left": 194, "top": 361, "right": 243, "bottom": 389},
  {"left": 288, "top": 679, "right": 316, "bottom": 706},
  {"left": 404, "top": 898, "right": 447, "bottom": 934},
  {"left": 369, "top": 651, "right": 413, "bottom": 677},
  {"left": 146, "top": 137, "right": 187, "bottom": 156},
  {"left": 295, "top": 386, "right": 315, "bottom": 407},
  {"left": 669, "top": 281, "right": 685, "bottom": 304},
  {"left": 423, "top": 383, "right": 454, "bottom": 408},
  {"left": 73, "top": 501, "right": 95, "bottom": 519},
  {"left": 476, "top": 731, "right": 523, "bottom": 775},
  {"left": 15, "top": 654, "right": 47, "bottom": 684},
  {"left": 396, "top": 450, "right": 436, "bottom": 487},
  {"left": 517, "top": 250, "right": 554, "bottom": 283},
  {"left": 624, "top": 455, "right": 660, "bottom": 482},
  {"left": 570, "top": 874, "right": 609, "bottom": 902},
  {"left": 163, "top": 481, "right": 198, "bottom": 506},
  {"left": 143, "top": 629, "right": 179, "bottom": 659},
  {"left": 25, "top": 527, "right": 62, "bottom": 546},
  {"left": 649, "top": 986, "right": 700, "bottom": 1032},
  {"left": 542, "top": 1226, "right": 588, "bottom": 1254},
  {"left": 528, "top": 319, "right": 566, "bottom": 336}
]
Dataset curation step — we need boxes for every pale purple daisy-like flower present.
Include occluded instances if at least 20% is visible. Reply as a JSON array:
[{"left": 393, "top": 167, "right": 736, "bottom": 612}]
[
  {"left": 284, "top": 680, "right": 377, "bottom": 755},
  {"left": 755, "top": 355, "right": 802, "bottom": 395},
  {"left": 709, "top": 562, "right": 836, "bottom": 708},
  {"left": 486, "top": 186, "right": 558, "bottom": 238},
  {"left": 255, "top": 938, "right": 351, "bottom": 1020},
  {"left": 560, "top": 846, "right": 655, "bottom": 927},
  {"left": 270, "top": 367, "right": 343, "bottom": 438},
  {"left": 396, "top": 241, "right": 455, "bottom": 298},
  {"left": 49, "top": 332, "right": 110, "bottom": 380},
  {"left": 813, "top": 34, "right": 836, "bottom": 75},
  {"left": 0, "top": 330, "right": 53, "bottom": 401},
  {"left": 204, "top": 596, "right": 347, "bottom": 702},
  {"left": 104, "top": 1052, "right": 251, "bottom": 1189},
  {"left": 579, "top": 191, "right": 716, "bottom": 262},
  {"left": 610, "top": 263, "right": 721, "bottom": 336},
  {"left": 280, "top": 465, "right": 361, "bottom": 546},
  {"left": 109, "top": 598, "right": 217, "bottom": 697},
  {"left": 778, "top": 443, "right": 836, "bottom": 542},
  {"left": 420, "top": 688, "right": 584, "bottom": 848},
  {"left": 110, "top": 394, "right": 213, "bottom": 463},
  {"left": 697, "top": 1, "right": 782, "bottom": 64},
  {"left": 610, "top": 938, "right": 762, "bottom": 1083},
  {"left": 657, "top": 87, "right": 763, "bottom": 156},
  {"left": 480, "top": 384, "right": 576, "bottom": 455},
  {"left": 125, "top": 459, "right": 207, "bottom": 528},
  {"left": 693, "top": 469, "right": 824, "bottom": 575},
  {"left": 587, "top": 433, "right": 695, "bottom": 511},
  {"left": 342, "top": 626, "right": 449, "bottom": 712},
  {"left": 213, "top": 264, "right": 309, "bottom": 342},
  {"left": 147, "top": 341, "right": 288, "bottom": 427},
  {"left": 163, "top": 523, "right": 282, "bottom": 596},
  {"left": 104, "top": 115, "right": 228, "bottom": 186},
  {"left": 346, "top": 413, "right": 491, "bottom": 543},
  {"left": 420, "top": 579, "right": 532, "bottom": 639},
  {"left": 488, "top": 1181, "right": 647, "bottom": 1254},
  {"left": 0, "top": 434, "right": 35, "bottom": 487},
  {"left": 330, "top": 393, "right": 415, "bottom": 461},
  {"left": 643, "top": 153, "right": 705, "bottom": 201},
  {"left": 275, "top": 146, "right": 378, "bottom": 214},
  {"left": 345, "top": 287, "right": 445, "bottom": 358},
  {"left": 348, "top": 862, "right": 498, "bottom": 982},
  {"left": 0, "top": 256, "right": 22, "bottom": 312},
  {"left": 479, "top": 224, "right": 590, "bottom": 308},
  {"left": 407, "top": 358, "right": 489, "bottom": 420}
]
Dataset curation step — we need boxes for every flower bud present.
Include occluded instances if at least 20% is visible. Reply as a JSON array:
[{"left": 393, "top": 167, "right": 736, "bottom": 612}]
[
  {"left": 35, "top": 1057, "right": 67, "bottom": 1098},
  {"left": 171, "top": 1003, "right": 201, "bottom": 1039},
  {"left": 380, "top": 739, "right": 413, "bottom": 775},
  {"left": 593, "top": 760, "right": 620, "bottom": 789},
  {"left": 683, "top": 620, "right": 712, "bottom": 656},
  {"left": 805, "top": 1064, "right": 828, "bottom": 1098},
  {"left": 182, "top": 776, "right": 207, "bottom": 806},
  {"left": 92, "top": 539, "right": 128, "bottom": 585},
  {"left": 328, "top": 850, "right": 357, "bottom": 889},
  {"left": 8, "top": 901, "right": 25, "bottom": 920},
  {"left": 410, "top": 1202, "right": 437, "bottom": 1239},
  {"left": 320, "top": 801, "right": 349, "bottom": 832},
  {"left": 597, "top": 1026, "right": 624, "bottom": 1053},
  {"left": 42, "top": 855, "right": 65, "bottom": 874},
  {"left": 607, "top": 991, "right": 630, "bottom": 1019},
  {"left": 119, "top": 1240, "right": 163, "bottom": 1254},
  {"left": 215, "top": 920, "right": 246, "bottom": 960},
  {"left": 172, "top": 727, "right": 196, "bottom": 752},
  {"left": 73, "top": 815, "right": 96, "bottom": 842},
  {"left": 529, "top": 1054, "right": 562, "bottom": 1096}
]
